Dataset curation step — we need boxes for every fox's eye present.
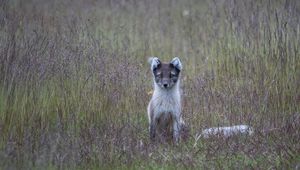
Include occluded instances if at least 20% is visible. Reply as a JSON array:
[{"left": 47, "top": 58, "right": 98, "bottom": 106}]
[
  {"left": 170, "top": 72, "right": 176, "bottom": 77},
  {"left": 156, "top": 72, "right": 162, "bottom": 77}
]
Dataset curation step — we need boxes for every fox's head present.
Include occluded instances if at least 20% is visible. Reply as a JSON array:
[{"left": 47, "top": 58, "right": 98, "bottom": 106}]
[{"left": 148, "top": 57, "right": 182, "bottom": 89}]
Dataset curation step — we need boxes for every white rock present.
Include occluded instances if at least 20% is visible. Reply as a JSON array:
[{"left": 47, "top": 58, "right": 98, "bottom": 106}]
[{"left": 194, "top": 125, "right": 254, "bottom": 147}]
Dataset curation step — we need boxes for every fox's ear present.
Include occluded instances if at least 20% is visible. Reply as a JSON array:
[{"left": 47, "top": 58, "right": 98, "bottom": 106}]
[
  {"left": 148, "top": 57, "right": 161, "bottom": 71},
  {"left": 170, "top": 57, "right": 182, "bottom": 71}
]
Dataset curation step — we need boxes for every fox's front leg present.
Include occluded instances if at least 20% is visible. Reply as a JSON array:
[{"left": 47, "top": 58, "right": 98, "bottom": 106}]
[
  {"left": 148, "top": 102, "right": 156, "bottom": 141},
  {"left": 173, "top": 116, "right": 181, "bottom": 143},
  {"left": 150, "top": 120, "right": 156, "bottom": 141}
]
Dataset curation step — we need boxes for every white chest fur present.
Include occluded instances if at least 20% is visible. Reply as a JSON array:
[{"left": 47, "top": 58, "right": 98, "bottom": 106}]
[{"left": 151, "top": 83, "right": 181, "bottom": 118}]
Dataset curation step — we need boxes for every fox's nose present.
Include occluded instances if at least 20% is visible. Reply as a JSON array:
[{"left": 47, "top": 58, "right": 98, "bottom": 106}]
[{"left": 163, "top": 83, "right": 168, "bottom": 88}]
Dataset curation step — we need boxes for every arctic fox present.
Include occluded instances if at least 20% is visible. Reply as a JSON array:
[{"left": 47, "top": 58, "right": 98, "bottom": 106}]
[{"left": 147, "top": 57, "right": 184, "bottom": 143}]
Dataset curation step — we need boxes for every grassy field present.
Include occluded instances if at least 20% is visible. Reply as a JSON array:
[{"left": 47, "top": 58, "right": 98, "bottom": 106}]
[{"left": 0, "top": 0, "right": 299, "bottom": 169}]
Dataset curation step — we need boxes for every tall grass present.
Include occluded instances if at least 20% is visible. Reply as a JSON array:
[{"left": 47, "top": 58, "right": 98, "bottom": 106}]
[{"left": 0, "top": 0, "right": 299, "bottom": 169}]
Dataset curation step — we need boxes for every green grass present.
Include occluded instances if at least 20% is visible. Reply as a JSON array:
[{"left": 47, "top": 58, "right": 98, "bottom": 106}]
[{"left": 0, "top": 0, "right": 299, "bottom": 169}]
